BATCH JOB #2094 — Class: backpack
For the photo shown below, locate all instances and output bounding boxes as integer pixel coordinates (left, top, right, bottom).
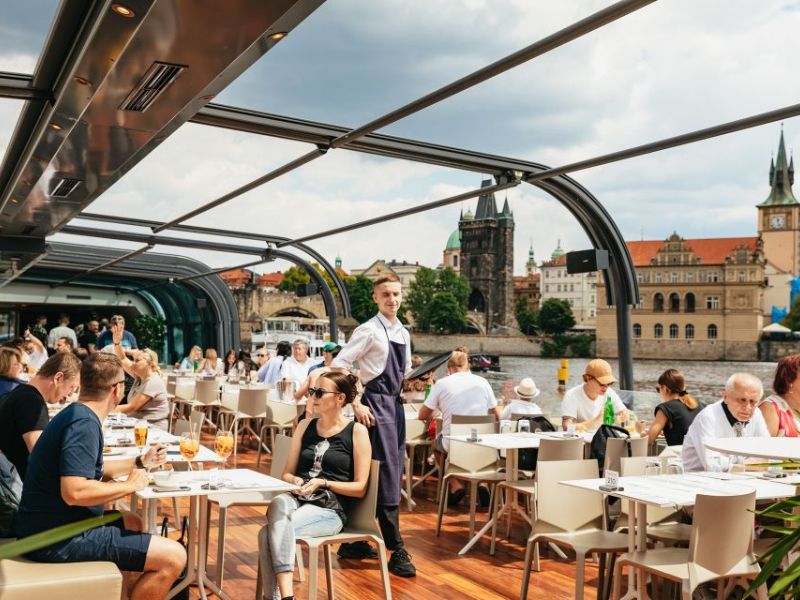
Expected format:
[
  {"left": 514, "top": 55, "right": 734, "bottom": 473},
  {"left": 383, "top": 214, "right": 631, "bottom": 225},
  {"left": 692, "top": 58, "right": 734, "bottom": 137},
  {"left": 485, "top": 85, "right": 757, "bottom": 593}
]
[
  {"left": 517, "top": 415, "right": 556, "bottom": 471},
  {"left": 0, "top": 452, "right": 22, "bottom": 537},
  {"left": 589, "top": 424, "right": 631, "bottom": 472}
]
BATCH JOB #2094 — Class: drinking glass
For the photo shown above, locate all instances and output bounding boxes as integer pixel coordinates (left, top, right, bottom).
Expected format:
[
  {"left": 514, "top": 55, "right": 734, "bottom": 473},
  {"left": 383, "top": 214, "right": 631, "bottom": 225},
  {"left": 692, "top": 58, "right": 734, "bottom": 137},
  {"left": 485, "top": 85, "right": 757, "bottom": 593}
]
[
  {"left": 179, "top": 432, "right": 199, "bottom": 470},
  {"left": 518, "top": 420, "right": 531, "bottom": 434},
  {"left": 134, "top": 420, "right": 149, "bottom": 450},
  {"left": 644, "top": 458, "right": 662, "bottom": 477},
  {"left": 666, "top": 459, "right": 683, "bottom": 475},
  {"left": 499, "top": 419, "right": 513, "bottom": 434},
  {"left": 205, "top": 431, "right": 234, "bottom": 489}
]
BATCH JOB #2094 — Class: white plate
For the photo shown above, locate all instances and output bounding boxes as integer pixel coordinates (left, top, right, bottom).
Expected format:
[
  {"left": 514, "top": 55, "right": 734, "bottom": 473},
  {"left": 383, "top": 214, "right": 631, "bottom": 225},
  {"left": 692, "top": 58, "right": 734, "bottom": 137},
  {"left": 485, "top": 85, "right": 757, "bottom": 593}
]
[{"left": 103, "top": 448, "right": 125, "bottom": 457}]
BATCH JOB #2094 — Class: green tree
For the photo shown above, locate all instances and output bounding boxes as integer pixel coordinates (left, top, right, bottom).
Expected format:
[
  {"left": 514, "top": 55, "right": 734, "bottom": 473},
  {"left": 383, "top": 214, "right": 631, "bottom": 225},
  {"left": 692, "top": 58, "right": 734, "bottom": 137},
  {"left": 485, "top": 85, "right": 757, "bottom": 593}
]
[
  {"left": 438, "top": 267, "right": 469, "bottom": 306},
  {"left": 345, "top": 275, "right": 377, "bottom": 323},
  {"left": 405, "top": 267, "right": 438, "bottom": 331},
  {"left": 133, "top": 314, "right": 166, "bottom": 353},
  {"left": 538, "top": 298, "right": 576, "bottom": 335},
  {"left": 782, "top": 296, "right": 800, "bottom": 331},
  {"left": 428, "top": 292, "right": 466, "bottom": 334},
  {"left": 278, "top": 265, "right": 311, "bottom": 292},
  {"left": 515, "top": 296, "right": 538, "bottom": 335}
]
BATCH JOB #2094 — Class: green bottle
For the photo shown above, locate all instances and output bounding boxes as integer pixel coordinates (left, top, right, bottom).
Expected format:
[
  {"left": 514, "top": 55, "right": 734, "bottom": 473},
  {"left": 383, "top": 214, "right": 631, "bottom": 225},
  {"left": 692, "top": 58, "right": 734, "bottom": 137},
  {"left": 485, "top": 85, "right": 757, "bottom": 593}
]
[
  {"left": 424, "top": 383, "right": 432, "bottom": 400},
  {"left": 603, "top": 395, "right": 615, "bottom": 425}
]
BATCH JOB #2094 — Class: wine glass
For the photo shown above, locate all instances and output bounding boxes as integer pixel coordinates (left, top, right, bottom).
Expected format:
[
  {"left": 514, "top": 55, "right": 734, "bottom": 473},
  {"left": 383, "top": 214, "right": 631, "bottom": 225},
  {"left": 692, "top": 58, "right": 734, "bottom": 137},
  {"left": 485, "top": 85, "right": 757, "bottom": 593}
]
[
  {"left": 179, "top": 432, "right": 199, "bottom": 471},
  {"left": 209, "top": 430, "right": 234, "bottom": 489}
]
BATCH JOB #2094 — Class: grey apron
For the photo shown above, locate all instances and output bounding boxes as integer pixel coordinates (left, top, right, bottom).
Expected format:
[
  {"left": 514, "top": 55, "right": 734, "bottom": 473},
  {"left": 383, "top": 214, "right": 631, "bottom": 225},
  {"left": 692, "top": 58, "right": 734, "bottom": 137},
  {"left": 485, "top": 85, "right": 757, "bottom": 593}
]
[{"left": 363, "top": 321, "right": 406, "bottom": 507}]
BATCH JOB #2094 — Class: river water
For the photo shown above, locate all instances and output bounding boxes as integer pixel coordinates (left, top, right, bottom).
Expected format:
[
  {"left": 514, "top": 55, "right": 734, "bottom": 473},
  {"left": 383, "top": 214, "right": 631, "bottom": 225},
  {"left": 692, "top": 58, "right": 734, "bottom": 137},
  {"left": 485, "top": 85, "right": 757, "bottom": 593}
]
[{"left": 422, "top": 356, "right": 778, "bottom": 422}]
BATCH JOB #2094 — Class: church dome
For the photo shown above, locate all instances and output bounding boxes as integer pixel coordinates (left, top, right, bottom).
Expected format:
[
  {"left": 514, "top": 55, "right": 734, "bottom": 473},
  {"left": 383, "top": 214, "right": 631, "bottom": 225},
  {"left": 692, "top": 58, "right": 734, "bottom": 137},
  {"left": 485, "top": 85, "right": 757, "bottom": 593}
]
[
  {"left": 446, "top": 229, "right": 461, "bottom": 250},
  {"left": 462, "top": 209, "right": 474, "bottom": 220},
  {"left": 551, "top": 241, "right": 565, "bottom": 259}
]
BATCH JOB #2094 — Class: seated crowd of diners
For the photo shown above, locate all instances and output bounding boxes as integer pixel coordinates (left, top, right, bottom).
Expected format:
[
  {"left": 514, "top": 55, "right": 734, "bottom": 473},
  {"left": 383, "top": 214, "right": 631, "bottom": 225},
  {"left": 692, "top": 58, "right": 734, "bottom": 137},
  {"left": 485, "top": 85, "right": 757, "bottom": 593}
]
[{"left": 2, "top": 324, "right": 799, "bottom": 598}]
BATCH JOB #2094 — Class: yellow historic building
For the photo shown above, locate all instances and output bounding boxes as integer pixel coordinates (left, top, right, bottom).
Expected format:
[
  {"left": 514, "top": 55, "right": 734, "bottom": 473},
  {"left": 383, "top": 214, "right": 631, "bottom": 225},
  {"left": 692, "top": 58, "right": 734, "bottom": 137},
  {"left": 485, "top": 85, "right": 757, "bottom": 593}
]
[{"left": 597, "top": 131, "right": 797, "bottom": 360}]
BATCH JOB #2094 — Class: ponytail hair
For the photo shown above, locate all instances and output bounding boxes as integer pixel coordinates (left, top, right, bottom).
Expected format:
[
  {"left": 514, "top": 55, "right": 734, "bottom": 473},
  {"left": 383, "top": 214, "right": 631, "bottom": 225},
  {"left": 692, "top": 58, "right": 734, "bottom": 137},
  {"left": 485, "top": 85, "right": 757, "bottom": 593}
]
[
  {"left": 657, "top": 368, "right": 697, "bottom": 409},
  {"left": 318, "top": 371, "right": 360, "bottom": 404}
]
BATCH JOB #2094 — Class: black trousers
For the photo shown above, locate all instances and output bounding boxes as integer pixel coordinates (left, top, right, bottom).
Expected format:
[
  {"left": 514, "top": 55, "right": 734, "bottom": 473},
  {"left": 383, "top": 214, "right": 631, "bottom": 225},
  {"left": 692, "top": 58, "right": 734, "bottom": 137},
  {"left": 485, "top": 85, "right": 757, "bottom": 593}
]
[{"left": 376, "top": 505, "right": 403, "bottom": 551}]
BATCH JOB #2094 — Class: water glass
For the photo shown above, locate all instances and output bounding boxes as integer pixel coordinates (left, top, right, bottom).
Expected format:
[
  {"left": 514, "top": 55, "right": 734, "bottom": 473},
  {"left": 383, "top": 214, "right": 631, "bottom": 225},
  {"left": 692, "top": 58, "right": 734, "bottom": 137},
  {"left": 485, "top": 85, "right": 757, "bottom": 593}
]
[
  {"left": 518, "top": 420, "right": 531, "bottom": 434},
  {"left": 644, "top": 458, "right": 662, "bottom": 477},
  {"left": 566, "top": 422, "right": 576, "bottom": 436},
  {"left": 666, "top": 459, "right": 683, "bottom": 475},
  {"left": 499, "top": 419, "right": 513, "bottom": 434}
]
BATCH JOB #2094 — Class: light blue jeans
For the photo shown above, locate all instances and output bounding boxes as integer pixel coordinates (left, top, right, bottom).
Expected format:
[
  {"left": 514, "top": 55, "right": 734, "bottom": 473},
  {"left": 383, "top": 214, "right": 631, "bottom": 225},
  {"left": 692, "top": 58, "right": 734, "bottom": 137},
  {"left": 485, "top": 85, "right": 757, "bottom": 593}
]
[{"left": 258, "top": 493, "right": 343, "bottom": 600}]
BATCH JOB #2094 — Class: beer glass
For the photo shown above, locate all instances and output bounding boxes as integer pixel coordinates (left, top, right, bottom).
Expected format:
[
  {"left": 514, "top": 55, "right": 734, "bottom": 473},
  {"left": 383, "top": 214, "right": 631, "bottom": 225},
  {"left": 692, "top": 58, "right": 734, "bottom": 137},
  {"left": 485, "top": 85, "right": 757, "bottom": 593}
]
[{"left": 134, "top": 420, "right": 149, "bottom": 449}]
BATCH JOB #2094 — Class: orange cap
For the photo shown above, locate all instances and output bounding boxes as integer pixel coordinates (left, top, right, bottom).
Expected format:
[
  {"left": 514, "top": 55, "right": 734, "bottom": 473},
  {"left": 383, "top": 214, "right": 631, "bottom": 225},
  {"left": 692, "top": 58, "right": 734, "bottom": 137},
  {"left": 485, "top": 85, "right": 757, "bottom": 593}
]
[{"left": 584, "top": 359, "right": 617, "bottom": 385}]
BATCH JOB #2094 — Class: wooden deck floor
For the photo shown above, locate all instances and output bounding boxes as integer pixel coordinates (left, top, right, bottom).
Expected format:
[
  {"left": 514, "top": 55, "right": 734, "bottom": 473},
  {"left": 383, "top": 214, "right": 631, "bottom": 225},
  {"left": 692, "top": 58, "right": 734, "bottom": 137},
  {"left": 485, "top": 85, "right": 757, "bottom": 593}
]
[{"left": 175, "top": 439, "right": 597, "bottom": 600}]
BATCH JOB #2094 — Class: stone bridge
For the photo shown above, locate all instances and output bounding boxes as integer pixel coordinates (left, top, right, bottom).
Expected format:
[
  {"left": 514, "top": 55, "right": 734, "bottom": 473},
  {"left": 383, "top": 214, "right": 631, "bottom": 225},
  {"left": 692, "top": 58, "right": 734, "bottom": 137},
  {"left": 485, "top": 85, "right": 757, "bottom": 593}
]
[{"left": 231, "top": 288, "right": 327, "bottom": 344}]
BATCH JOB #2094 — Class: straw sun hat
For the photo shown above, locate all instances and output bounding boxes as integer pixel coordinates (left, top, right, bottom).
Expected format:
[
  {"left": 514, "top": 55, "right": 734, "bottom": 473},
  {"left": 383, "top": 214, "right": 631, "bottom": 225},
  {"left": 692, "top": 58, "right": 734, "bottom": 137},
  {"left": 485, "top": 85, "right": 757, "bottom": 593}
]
[{"left": 514, "top": 377, "right": 540, "bottom": 399}]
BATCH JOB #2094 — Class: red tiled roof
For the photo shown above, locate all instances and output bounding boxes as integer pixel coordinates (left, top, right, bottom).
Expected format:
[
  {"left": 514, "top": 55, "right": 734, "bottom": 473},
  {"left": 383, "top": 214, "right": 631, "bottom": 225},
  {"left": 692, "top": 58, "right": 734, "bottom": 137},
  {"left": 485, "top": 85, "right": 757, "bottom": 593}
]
[
  {"left": 257, "top": 272, "right": 283, "bottom": 287},
  {"left": 540, "top": 255, "right": 566, "bottom": 267},
  {"left": 626, "top": 236, "right": 758, "bottom": 267}
]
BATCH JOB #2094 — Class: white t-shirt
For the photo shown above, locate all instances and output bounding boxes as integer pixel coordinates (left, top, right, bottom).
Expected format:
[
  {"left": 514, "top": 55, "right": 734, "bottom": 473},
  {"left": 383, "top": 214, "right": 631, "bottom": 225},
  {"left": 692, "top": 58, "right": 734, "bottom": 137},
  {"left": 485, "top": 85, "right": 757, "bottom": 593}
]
[
  {"left": 561, "top": 384, "right": 626, "bottom": 422},
  {"left": 423, "top": 371, "right": 497, "bottom": 451},
  {"left": 280, "top": 356, "right": 311, "bottom": 386},
  {"left": 500, "top": 399, "right": 542, "bottom": 420},
  {"left": 681, "top": 400, "right": 770, "bottom": 472},
  {"left": 27, "top": 349, "right": 48, "bottom": 370}
]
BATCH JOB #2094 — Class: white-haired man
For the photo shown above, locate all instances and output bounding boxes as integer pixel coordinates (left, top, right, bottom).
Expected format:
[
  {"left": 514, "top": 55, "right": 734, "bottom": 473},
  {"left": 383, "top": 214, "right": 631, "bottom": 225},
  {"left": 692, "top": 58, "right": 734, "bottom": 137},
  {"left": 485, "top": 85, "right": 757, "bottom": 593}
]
[
  {"left": 279, "top": 339, "right": 311, "bottom": 398},
  {"left": 682, "top": 372, "right": 770, "bottom": 472}
]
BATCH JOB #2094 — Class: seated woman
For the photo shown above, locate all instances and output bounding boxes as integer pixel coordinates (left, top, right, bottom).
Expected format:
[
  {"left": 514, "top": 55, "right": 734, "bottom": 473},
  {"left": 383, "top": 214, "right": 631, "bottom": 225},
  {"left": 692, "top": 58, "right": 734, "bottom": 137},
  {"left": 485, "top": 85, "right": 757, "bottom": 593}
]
[
  {"left": 223, "top": 348, "right": 238, "bottom": 378},
  {"left": 179, "top": 345, "right": 203, "bottom": 372},
  {"left": 258, "top": 371, "right": 371, "bottom": 600},
  {"left": 199, "top": 348, "right": 224, "bottom": 376},
  {"left": 111, "top": 327, "right": 169, "bottom": 429},
  {"left": 759, "top": 354, "right": 800, "bottom": 437},
  {"left": 646, "top": 368, "right": 701, "bottom": 447}
]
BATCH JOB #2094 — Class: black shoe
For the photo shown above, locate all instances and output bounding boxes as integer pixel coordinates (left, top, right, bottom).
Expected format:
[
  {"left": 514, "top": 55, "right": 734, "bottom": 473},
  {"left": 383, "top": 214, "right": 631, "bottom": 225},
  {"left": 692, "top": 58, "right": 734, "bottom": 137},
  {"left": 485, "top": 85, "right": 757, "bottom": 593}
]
[
  {"left": 337, "top": 541, "right": 378, "bottom": 559},
  {"left": 478, "top": 486, "right": 490, "bottom": 508},
  {"left": 388, "top": 548, "right": 416, "bottom": 577},
  {"left": 447, "top": 488, "right": 466, "bottom": 507}
]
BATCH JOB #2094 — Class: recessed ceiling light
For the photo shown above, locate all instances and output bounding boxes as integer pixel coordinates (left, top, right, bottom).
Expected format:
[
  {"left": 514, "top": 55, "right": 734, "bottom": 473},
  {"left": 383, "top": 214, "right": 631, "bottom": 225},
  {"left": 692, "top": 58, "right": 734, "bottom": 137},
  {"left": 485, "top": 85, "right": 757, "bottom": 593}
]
[
  {"left": 268, "top": 32, "right": 288, "bottom": 41},
  {"left": 73, "top": 76, "right": 91, "bottom": 86},
  {"left": 111, "top": 4, "right": 135, "bottom": 17},
  {"left": 49, "top": 123, "right": 62, "bottom": 131}
]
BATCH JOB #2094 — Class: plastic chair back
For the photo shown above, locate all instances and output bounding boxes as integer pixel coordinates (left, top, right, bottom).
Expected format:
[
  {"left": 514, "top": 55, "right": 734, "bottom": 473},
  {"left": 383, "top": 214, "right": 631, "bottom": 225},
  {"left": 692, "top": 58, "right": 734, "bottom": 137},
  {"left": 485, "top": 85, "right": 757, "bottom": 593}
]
[
  {"left": 266, "top": 400, "right": 297, "bottom": 427},
  {"left": 271, "top": 434, "right": 293, "bottom": 479},
  {"left": 604, "top": 436, "right": 647, "bottom": 474},
  {"left": 194, "top": 379, "right": 220, "bottom": 405},
  {"left": 690, "top": 491, "right": 756, "bottom": 574},
  {"left": 174, "top": 379, "right": 195, "bottom": 401},
  {"left": 405, "top": 419, "right": 428, "bottom": 441},
  {"left": 451, "top": 414, "right": 496, "bottom": 426},
  {"left": 345, "top": 460, "right": 381, "bottom": 535},
  {"left": 238, "top": 388, "right": 268, "bottom": 418},
  {"left": 166, "top": 377, "right": 177, "bottom": 396},
  {"left": 220, "top": 391, "right": 239, "bottom": 413},
  {"left": 619, "top": 456, "right": 675, "bottom": 523},
  {"left": 538, "top": 437, "right": 585, "bottom": 461},
  {"left": 174, "top": 410, "right": 204, "bottom": 437},
  {"left": 536, "top": 459, "right": 602, "bottom": 532},
  {"left": 448, "top": 422, "right": 499, "bottom": 472}
]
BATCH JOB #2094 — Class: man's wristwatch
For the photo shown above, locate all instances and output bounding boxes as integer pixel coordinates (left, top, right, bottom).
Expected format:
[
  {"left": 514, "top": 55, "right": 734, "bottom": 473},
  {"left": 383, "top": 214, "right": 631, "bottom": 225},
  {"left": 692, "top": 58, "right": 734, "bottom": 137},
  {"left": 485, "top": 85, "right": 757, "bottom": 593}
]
[{"left": 135, "top": 456, "right": 145, "bottom": 469}]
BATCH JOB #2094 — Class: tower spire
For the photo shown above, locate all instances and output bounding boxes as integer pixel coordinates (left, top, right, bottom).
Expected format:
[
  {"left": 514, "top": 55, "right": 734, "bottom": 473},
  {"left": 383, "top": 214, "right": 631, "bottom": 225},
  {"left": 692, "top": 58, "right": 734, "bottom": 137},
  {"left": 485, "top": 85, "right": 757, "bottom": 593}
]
[{"left": 759, "top": 129, "right": 798, "bottom": 207}]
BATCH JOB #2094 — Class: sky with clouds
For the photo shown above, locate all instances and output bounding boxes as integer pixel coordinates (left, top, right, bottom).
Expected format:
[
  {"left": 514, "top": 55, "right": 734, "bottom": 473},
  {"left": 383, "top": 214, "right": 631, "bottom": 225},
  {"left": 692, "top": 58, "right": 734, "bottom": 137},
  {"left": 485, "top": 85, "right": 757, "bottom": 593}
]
[{"left": 2, "top": 0, "right": 800, "bottom": 276}]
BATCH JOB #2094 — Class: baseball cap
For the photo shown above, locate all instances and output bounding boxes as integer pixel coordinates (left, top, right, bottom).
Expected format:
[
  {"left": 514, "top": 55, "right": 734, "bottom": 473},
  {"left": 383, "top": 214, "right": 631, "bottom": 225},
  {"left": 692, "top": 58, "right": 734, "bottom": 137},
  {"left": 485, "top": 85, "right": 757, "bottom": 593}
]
[
  {"left": 323, "top": 342, "right": 341, "bottom": 353},
  {"left": 584, "top": 359, "right": 617, "bottom": 386}
]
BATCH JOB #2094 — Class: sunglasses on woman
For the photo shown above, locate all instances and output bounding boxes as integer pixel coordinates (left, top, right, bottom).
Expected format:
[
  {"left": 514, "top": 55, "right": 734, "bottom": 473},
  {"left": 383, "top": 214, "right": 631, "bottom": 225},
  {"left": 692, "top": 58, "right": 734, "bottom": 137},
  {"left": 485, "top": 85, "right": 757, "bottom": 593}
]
[{"left": 307, "top": 387, "right": 340, "bottom": 399}]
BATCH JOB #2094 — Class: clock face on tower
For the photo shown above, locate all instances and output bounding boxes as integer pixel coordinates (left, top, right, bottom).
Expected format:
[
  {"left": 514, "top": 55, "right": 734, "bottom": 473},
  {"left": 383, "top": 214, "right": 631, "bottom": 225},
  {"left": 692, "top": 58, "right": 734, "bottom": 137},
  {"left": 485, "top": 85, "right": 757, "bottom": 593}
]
[{"left": 771, "top": 214, "right": 786, "bottom": 230}]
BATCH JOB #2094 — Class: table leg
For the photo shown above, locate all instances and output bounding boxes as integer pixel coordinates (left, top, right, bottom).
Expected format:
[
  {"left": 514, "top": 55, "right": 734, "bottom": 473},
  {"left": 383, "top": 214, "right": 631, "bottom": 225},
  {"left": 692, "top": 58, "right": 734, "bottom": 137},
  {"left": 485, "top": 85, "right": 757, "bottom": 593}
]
[{"left": 618, "top": 499, "right": 639, "bottom": 600}]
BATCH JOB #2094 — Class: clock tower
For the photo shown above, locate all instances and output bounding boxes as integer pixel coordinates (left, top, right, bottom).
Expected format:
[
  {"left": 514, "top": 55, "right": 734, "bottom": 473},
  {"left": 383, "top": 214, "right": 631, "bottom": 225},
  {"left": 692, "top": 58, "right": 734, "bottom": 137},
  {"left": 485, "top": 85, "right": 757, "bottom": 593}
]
[{"left": 758, "top": 129, "right": 800, "bottom": 275}]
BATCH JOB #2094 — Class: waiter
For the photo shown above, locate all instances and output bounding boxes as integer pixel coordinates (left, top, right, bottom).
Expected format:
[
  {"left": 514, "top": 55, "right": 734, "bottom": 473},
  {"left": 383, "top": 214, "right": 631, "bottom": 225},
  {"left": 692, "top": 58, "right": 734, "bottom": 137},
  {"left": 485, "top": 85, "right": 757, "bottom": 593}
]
[{"left": 332, "top": 273, "right": 416, "bottom": 578}]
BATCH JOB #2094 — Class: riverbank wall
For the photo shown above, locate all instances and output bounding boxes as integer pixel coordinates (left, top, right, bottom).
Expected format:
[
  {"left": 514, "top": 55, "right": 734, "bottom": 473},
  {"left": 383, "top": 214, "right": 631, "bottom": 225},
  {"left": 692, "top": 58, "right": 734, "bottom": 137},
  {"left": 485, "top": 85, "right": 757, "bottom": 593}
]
[
  {"left": 758, "top": 340, "right": 800, "bottom": 362},
  {"left": 412, "top": 334, "right": 542, "bottom": 356}
]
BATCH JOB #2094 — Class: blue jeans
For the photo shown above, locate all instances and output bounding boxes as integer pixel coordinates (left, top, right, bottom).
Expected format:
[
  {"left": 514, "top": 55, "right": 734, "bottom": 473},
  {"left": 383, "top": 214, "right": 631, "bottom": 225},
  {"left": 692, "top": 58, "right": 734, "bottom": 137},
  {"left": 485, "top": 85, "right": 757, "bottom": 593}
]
[{"left": 258, "top": 493, "right": 343, "bottom": 600}]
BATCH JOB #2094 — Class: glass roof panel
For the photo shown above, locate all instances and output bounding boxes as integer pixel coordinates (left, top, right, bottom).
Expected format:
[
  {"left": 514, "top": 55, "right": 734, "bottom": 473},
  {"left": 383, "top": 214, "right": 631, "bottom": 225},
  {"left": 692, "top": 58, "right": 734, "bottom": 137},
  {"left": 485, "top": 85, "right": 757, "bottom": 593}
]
[
  {"left": 0, "top": 1, "right": 60, "bottom": 74},
  {"left": 0, "top": 98, "right": 24, "bottom": 166}
]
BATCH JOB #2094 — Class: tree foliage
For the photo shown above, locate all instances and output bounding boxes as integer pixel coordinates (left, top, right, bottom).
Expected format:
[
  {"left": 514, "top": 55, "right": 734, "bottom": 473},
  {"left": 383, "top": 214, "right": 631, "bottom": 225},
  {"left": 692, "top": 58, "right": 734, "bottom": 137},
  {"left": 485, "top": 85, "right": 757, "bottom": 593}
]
[
  {"left": 278, "top": 265, "right": 311, "bottom": 292},
  {"left": 345, "top": 275, "right": 377, "bottom": 324},
  {"left": 515, "top": 296, "right": 539, "bottom": 335},
  {"left": 133, "top": 314, "right": 166, "bottom": 354},
  {"left": 405, "top": 267, "right": 470, "bottom": 333},
  {"left": 782, "top": 295, "right": 800, "bottom": 331},
  {"left": 538, "top": 298, "right": 576, "bottom": 336}
]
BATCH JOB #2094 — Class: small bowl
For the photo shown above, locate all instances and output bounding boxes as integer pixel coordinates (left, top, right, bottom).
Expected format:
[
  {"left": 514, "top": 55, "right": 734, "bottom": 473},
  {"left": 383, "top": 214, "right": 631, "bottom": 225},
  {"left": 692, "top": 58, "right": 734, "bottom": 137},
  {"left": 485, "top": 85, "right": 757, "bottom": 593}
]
[{"left": 153, "top": 470, "right": 175, "bottom": 487}]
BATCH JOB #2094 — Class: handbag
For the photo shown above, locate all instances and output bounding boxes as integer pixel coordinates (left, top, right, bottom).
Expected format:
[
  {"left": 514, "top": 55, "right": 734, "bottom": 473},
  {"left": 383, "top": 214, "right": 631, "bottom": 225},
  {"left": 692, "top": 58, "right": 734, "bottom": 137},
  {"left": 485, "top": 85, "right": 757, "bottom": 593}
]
[
  {"left": 297, "top": 487, "right": 347, "bottom": 524},
  {"left": 161, "top": 516, "right": 189, "bottom": 600}
]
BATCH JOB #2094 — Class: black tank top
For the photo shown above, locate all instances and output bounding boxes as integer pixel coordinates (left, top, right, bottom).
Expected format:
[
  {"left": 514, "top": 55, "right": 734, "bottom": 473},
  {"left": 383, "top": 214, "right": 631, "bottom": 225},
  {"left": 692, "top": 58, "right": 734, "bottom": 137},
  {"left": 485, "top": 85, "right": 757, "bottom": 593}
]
[
  {"left": 298, "top": 418, "right": 356, "bottom": 511},
  {"left": 655, "top": 399, "right": 701, "bottom": 446}
]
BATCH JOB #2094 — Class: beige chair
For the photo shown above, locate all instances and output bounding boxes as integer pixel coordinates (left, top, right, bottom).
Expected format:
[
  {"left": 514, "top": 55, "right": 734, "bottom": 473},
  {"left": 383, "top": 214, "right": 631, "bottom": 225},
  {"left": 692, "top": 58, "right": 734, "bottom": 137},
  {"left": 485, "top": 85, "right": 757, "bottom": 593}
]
[
  {"left": 209, "top": 434, "right": 302, "bottom": 589},
  {"left": 233, "top": 388, "right": 269, "bottom": 458},
  {"left": 490, "top": 437, "right": 585, "bottom": 555},
  {"left": 403, "top": 417, "right": 431, "bottom": 511},
  {"left": 172, "top": 378, "right": 196, "bottom": 419},
  {"left": 257, "top": 460, "right": 391, "bottom": 600},
  {"left": 611, "top": 491, "right": 767, "bottom": 600},
  {"left": 173, "top": 410, "right": 205, "bottom": 438},
  {"left": 215, "top": 389, "right": 239, "bottom": 433},
  {"left": 615, "top": 456, "right": 690, "bottom": 546},
  {"left": 604, "top": 436, "right": 648, "bottom": 474},
  {"left": 520, "top": 459, "right": 629, "bottom": 599},
  {"left": 436, "top": 421, "right": 504, "bottom": 541},
  {"left": 256, "top": 400, "right": 298, "bottom": 467},
  {"left": 192, "top": 379, "right": 221, "bottom": 429},
  {"left": 451, "top": 414, "right": 497, "bottom": 426}
]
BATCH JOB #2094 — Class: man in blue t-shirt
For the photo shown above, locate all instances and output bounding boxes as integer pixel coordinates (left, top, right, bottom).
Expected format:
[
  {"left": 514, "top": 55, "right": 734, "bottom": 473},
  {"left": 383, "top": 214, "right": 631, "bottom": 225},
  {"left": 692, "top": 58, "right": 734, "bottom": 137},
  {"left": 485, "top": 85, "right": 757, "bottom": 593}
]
[
  {"left": 96, "top": 314, "right": 138, "bottom": 352},
  {"left": 17, "top": 353, "right": 185, "bottom": 596}
]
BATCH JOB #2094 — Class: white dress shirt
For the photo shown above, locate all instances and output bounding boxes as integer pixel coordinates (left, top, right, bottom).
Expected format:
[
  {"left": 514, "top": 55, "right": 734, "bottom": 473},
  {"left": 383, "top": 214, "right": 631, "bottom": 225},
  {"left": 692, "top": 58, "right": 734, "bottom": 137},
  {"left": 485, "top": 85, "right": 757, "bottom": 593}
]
[
  {"left": 47, "top": 325, "right": 77, "bottom": 349},
  {"left": 423, "top": 371, "right": 497, "bottom": 451},
  {"left": 332, "top": 313, "right": 412, "bottom": 384},
  {"left": 279, "top": 356, "right": 311, "bottom": 386},
  {"left": 682, "top": 400, "right": 770, "bottom": 472}
]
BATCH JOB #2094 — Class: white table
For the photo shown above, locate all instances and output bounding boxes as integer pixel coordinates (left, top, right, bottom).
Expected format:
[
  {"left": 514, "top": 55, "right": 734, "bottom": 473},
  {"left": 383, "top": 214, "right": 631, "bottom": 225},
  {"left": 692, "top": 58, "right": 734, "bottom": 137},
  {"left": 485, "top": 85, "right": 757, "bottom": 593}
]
[
  {"left": 136, "top": 469, "right": 296, "bottom": 600},
  {"left": 562, "top": 473, "right": 797, "bottom": 599},
  {"left": 704, "top": 437, "right": 800, "bottom": 462}
]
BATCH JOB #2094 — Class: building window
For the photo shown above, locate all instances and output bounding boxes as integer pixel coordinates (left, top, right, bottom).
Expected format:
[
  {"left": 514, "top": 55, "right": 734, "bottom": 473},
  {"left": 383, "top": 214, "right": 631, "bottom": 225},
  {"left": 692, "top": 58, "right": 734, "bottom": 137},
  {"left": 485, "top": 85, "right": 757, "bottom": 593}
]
[
  {"left": 570, "top": 284, "right": 574, "bottom": 292},
  {"left": 633, "top": 323, "right": 642, "bottom": 338},
  {"left": 685, "top": 292, "right": 695, "bottom": 313},
  {"left": 685, "top": 324, "right": 694, "bottom": 339},
  {"left": 708, "top": 271, "right": 720, "bottom": 282},
  {"left": 653, "top": 293, "right": 664, "bottom": 312},
  {"left": 453, "top": 255, "right": 458, "bottom": 268},
  {"left": 655, "top": 272, "right": 662, "bottom": 283},
  {"left": 706, "top": 296, "right": 720, "bottom": 310},
  {"left": 708, "top": 324, "right": 718, "bottom": 339},
  {"left": 669, "top": 324, "right": 679, "bottom": 339},
  {"left": 738, "top": 270, "right": 746, "bottom": 282},
  {"left": 669, "top": 293, "right": 680, "bottom": 312},
  {"left": 654, "top": 323, "right": 663, "bottom": 339},
  {"left": 670, "top": 272, "right": 678, "bottom": 283},
  {"left": 686, "top": 271, "right": 694, "bottom": 283}
]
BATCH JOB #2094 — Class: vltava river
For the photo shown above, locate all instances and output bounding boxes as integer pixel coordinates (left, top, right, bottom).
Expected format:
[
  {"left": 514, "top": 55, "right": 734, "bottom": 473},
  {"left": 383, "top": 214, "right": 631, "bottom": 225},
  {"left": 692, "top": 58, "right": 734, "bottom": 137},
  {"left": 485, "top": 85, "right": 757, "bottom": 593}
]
[{"left": 423, "top": 356, "right": 778, "bottom": 423}]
